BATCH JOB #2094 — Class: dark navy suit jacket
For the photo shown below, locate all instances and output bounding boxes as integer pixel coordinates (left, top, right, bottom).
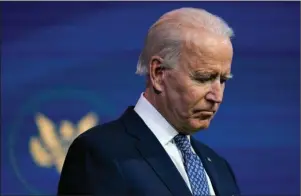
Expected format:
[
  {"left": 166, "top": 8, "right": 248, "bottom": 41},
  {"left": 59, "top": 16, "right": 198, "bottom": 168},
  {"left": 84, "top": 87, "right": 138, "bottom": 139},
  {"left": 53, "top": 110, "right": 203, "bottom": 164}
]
[{"left": 57, "top": 106, "right": 240, "bottom": 196}]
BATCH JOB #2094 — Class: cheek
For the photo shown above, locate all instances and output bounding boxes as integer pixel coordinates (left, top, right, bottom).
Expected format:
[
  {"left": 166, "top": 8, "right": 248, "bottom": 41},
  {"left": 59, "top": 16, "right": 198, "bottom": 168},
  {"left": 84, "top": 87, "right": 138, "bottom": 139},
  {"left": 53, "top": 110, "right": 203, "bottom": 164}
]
[
  {"left": 185, "top": 85, "right": 209, "bottom": 105},
  {"left": 164, "top": 74, "right": 208, "bottom": 110},
  {"left": 163, "top": 76, "right": 184, "bottom": 107},
  {"left": 164, "top": 74, "right": 187, "bottom": 96}
]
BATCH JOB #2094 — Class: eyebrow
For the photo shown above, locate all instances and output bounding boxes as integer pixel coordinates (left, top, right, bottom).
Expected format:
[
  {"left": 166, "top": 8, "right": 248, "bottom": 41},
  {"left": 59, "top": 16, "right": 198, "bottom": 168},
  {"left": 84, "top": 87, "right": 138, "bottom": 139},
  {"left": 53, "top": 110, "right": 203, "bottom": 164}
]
[{"left": 191, "top": 70, "right": 234, "bottom": 79}]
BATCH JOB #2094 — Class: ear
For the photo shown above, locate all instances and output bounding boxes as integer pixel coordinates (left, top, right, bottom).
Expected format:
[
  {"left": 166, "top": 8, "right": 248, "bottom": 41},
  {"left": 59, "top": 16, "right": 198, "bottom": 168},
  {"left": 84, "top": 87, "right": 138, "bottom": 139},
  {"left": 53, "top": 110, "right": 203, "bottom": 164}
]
[{"left": 149, "top": 56, "right": 166, "bottom": 93}]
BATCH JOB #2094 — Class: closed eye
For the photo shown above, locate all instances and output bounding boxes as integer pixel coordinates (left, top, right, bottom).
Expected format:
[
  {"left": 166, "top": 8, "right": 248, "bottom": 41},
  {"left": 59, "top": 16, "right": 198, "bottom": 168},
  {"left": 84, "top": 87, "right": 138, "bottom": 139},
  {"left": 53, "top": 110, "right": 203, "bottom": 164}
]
[
  {"left": 191, "top": 71, "right": 233, "bottom": 84},
  {"left": 195, "top": 75, "right": 217, "bottom": 83}
]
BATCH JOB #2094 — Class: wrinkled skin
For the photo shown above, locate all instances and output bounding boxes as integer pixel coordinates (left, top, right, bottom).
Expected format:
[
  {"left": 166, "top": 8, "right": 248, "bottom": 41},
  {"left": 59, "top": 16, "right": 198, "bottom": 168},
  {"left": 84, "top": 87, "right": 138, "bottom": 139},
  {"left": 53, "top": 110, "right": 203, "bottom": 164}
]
[{"left": 145, "top": 30, "right": 233, "bottom": 134}]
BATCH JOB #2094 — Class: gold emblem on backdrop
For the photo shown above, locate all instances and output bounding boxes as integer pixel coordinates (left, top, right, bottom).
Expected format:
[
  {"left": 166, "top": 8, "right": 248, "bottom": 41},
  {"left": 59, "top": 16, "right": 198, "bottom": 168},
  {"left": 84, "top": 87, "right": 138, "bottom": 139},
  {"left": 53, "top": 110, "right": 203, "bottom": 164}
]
[{"left": 29, "top": 112, "right": 98, "bottom": 173}]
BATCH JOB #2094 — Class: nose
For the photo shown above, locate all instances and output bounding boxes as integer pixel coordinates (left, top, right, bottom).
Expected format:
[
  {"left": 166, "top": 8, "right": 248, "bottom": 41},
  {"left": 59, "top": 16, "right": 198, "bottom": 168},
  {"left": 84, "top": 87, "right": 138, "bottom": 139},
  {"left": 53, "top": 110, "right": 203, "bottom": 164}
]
[{"left": 205, "top": 80, "right": 224, "bottom": 104}]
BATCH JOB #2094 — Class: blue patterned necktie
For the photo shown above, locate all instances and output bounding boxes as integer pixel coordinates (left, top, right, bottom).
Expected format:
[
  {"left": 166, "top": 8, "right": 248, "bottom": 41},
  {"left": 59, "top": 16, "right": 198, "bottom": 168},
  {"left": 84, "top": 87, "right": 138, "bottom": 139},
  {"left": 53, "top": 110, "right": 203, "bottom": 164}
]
[{"left": 174, "top": 134, "right": 210, "bottom": 196}]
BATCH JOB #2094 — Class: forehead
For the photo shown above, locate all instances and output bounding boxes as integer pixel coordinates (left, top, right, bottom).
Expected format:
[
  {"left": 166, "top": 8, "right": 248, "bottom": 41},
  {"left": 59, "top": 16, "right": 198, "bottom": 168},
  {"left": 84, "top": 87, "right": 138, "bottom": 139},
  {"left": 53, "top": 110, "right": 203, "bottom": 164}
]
[{"left": 180, "top": 32, "right": 233, "bottom": 73}]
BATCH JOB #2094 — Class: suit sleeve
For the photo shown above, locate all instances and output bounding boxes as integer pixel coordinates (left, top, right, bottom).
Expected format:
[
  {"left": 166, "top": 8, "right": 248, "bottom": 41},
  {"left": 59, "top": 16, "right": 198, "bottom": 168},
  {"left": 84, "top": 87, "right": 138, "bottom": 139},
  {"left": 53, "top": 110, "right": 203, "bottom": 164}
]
[{"left": 57, "top": 135, "right": 130, "bottom": 195}]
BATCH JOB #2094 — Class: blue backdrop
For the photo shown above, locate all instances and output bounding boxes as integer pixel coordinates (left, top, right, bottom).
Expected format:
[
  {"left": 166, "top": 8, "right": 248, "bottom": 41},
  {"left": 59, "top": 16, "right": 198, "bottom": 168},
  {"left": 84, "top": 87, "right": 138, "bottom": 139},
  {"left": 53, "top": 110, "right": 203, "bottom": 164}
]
[{"left": 1, "top": 2, "right": 300, "bottom": 195}]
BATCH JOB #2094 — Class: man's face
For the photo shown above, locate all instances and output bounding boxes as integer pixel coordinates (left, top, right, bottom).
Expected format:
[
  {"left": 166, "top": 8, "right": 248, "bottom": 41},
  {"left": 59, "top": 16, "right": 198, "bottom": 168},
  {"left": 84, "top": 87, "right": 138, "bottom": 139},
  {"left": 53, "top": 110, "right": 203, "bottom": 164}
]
[{"left": 159, "top": 32, "right": 233, "bottom": 134}]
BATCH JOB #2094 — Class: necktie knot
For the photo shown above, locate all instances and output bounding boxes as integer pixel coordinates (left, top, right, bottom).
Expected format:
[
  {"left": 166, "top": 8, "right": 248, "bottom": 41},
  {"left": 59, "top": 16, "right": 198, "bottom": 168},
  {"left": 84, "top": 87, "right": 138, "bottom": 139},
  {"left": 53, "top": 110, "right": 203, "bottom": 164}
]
[{"left": 174, "top": 134, "right": 192, "bottom": 153}]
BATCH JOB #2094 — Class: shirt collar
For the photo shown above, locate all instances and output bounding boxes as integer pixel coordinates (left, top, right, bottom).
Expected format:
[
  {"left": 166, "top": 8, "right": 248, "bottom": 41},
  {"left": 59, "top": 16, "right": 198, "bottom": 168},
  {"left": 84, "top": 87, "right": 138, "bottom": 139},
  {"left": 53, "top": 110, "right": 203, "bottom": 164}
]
[{"left": 134, "top": 93, "right": 179, "bottom": 146}]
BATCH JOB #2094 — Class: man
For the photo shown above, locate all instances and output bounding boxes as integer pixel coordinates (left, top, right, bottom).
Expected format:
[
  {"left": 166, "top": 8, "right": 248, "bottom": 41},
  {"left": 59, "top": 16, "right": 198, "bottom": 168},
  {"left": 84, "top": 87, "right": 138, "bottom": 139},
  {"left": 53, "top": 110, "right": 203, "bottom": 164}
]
[{"left": 58, "top": 7, "right": 240, "bottom": 196}]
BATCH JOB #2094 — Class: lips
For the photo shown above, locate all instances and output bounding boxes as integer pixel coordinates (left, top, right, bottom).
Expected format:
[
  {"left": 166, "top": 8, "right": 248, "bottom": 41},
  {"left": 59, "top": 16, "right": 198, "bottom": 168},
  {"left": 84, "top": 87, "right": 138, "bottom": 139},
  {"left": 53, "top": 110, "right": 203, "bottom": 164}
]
[
  {"left": 192, "top": 110, "right": 215, "bottom": 119},
  {"left": 199, "top": 111, "right": 214, "bottom": 115},
  {"left": 193, "top": 109, "right": 216, "bottom": 114}
]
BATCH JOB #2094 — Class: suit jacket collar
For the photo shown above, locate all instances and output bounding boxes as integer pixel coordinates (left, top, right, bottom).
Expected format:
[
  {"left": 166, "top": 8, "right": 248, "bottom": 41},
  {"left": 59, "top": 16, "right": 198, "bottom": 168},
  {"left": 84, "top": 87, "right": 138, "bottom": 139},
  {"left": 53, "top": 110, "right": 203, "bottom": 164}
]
[
  {"left": 119, "top": 106, "right": 225, "bottom": 196},
  {"left": 120, "top": 106, "right": 192, "bottom": 196}
]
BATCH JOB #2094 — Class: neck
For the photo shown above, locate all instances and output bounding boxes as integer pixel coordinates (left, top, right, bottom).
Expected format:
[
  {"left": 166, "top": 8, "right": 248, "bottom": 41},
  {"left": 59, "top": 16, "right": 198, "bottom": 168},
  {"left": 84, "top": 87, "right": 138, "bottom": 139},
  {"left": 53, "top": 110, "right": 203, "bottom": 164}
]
[
  {"left": 144, "top": 86, "right": 169, "bottom": 119},
  {"left": 144, "top": 86, "right": 158, "bottom": 109},
  {"left": 144, "top": 86, "right": 170, "bottom": 126},
  {"left": 144, "top": 87, "right": 186, "bottom": 135}
]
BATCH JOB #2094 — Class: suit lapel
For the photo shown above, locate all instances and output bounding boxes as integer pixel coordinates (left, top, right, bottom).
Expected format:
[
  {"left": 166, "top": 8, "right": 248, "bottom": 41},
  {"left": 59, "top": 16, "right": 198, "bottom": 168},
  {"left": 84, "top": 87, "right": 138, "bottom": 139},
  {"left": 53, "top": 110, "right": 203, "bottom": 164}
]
[
  {"left": 191, "top": 137, "right": 222, "bottom": 196},
  {"left": 120, "top": 107, "right": 192, "bottom": 196}
]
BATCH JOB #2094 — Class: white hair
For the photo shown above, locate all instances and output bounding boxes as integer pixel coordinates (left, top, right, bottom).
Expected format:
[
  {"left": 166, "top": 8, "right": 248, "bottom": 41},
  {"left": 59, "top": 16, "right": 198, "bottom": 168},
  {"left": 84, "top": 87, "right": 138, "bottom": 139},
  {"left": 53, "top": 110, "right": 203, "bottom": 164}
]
[{"left": 136, "top": 7, "right": 234, "bottom": 76}]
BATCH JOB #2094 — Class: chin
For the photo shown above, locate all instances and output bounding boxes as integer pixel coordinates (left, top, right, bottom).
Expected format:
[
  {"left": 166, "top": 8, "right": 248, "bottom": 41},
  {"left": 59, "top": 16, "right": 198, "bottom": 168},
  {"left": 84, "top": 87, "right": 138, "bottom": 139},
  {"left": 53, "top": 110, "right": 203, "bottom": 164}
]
[
  {"left": 182, "top": 119, "right": 211, "bottom": 134},
  {"left": 177, "top": 119, "right": 210, "bottom": 134}
]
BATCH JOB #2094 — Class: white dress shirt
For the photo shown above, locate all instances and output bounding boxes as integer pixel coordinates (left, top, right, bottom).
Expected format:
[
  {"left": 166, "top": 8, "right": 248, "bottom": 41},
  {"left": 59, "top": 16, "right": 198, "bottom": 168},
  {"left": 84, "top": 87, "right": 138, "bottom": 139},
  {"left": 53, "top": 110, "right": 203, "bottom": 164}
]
[{"left": 134, "top": 93, "right": 215, "bottom": 195}]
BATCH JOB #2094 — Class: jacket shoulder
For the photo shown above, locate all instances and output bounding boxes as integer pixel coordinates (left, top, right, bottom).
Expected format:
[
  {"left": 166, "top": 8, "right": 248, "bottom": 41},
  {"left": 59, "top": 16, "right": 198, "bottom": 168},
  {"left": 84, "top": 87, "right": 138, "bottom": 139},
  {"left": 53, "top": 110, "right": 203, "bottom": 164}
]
[
  {"left": 69, "top": 118, "right": 134, "bottom": 156},
  {"left": 78, "top": 119, "right": 123, "bottom": 140}
]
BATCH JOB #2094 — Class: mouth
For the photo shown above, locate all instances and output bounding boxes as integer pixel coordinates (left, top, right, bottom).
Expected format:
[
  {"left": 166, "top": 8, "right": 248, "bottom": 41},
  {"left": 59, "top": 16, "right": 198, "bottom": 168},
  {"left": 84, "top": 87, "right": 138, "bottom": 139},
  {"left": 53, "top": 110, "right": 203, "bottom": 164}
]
[
  {"left": 193, "top": 109, "right": 216, "bottom": 114},
  {"left": 192, "top": 109, "right": 215, "bottom": 119}
]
